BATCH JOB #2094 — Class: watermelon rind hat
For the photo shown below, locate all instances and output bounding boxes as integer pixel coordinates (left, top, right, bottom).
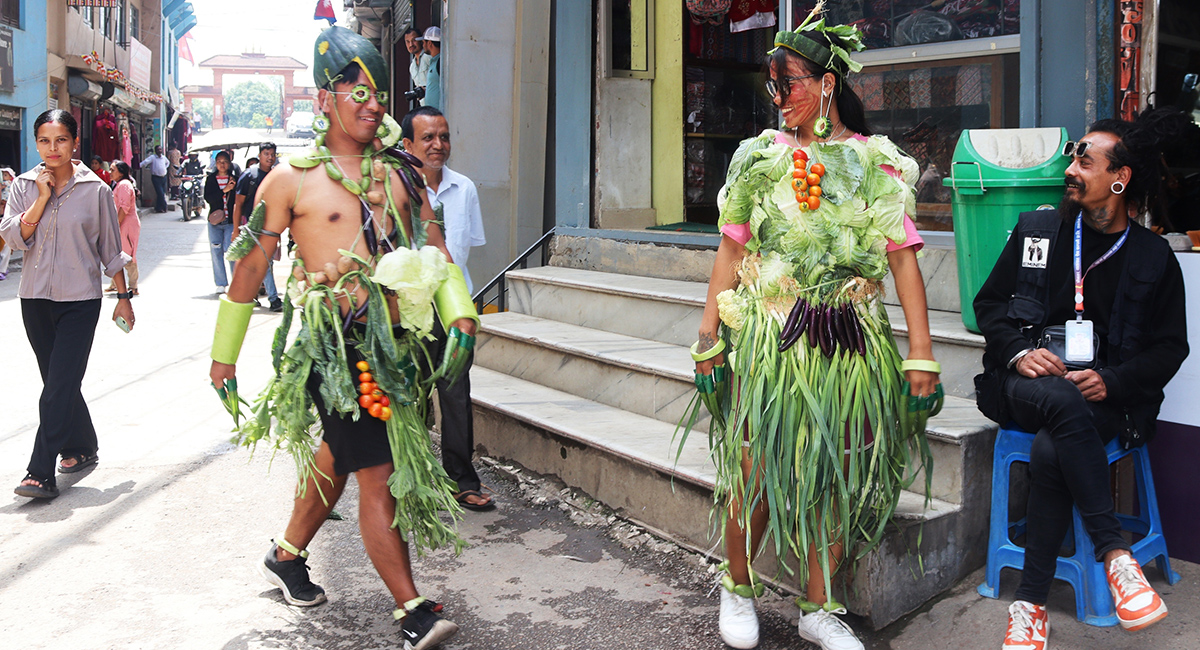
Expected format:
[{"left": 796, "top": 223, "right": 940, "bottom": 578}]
[
  {"left": 770, "top": 1, "right": 865, "bottom": 77},
  {"left": 314, "top": 26, "right": 390, "bottom": 92}
]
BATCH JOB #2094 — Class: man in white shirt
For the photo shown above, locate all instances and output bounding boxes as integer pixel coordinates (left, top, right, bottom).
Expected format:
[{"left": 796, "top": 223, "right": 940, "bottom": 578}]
[
  {"left": 402, "top": 105, "right": 492, "bottom": 510},
  {"left": 139, "top": 145, "right": 171, "bottom": 213},
  {"left": 404, "top": 27, "right": 430, "bottom": 106}
]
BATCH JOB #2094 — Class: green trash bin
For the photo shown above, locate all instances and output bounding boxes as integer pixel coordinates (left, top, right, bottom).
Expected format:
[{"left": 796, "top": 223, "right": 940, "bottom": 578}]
[{"left": 943, "top": 127, "right": 1071, "bottom": 332}]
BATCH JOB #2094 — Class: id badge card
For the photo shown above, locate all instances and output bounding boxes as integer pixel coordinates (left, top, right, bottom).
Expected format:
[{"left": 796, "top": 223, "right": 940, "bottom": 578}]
[{"left": 1064, "top": 319, "right": 1094, "bottom": 364}]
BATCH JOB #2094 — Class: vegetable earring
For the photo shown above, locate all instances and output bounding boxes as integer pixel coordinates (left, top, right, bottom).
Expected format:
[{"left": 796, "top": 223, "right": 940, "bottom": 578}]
[
  {"left": 312, "top": 114, "right": 330, "bottom": 147},
  {"left": 814, "top": 89, "right": 833, "bottom": 139}
]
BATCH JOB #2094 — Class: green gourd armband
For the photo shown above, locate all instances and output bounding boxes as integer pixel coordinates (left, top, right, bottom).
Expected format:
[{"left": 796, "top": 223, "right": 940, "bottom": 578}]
[
  {"left": 211, "top": 295, "right": 255, "bottom": 365},
  {"left": 434, "top": 264, "right": 480, "bottom": 330},
  {"left": 900, "top": 359, "right": 941, "bottom": 374},
  {"left": 690, "top": 338, "right": 726, "bottom": 362}
]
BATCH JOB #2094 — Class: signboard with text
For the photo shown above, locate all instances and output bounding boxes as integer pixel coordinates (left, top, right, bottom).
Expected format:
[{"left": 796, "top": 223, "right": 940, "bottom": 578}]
[
  {"left": 0, "top": 105, "right": 21, "bottom": 131},
  {"left": 129, "top": 39, "right": 152, "bottom": 90}
]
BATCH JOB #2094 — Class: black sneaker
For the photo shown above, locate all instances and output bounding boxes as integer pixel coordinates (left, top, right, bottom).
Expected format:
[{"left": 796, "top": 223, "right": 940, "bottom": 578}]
[
  {"left": 269, "top": 298, "right": 283, "bottom": 312},
  {"left": 259, "top": 544, "right": 327, "bottom": 607},
  {"left": 399, "top": 599, "right": 459, "bottom": 650}
]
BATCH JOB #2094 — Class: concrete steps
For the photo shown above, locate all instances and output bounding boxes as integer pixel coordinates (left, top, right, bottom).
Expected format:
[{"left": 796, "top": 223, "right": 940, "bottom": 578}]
[{"left": 471, "top": 263, "right": 997, "bottom": 629}]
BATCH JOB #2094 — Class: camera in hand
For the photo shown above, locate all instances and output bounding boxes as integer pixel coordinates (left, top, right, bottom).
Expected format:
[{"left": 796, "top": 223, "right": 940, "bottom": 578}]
[{"left": 403, "top": 87, "right": 426, "bottom": 101}]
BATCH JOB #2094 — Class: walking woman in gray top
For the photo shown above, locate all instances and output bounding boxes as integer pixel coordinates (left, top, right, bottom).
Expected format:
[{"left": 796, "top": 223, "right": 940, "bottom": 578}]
[{"left": 0, "top": 110, "right": 136, "bottom": 499}]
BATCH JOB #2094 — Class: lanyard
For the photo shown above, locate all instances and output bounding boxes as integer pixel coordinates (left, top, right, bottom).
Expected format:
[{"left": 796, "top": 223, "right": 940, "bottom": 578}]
[{"left": 1073, "top": 212, "right": 1129, "bottom": 319}]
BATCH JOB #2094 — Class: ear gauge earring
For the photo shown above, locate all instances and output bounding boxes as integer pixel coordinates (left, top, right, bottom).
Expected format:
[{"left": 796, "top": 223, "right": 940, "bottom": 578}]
[{"left": 1111, "top": 181, "right": 1126, "bottom": 195}]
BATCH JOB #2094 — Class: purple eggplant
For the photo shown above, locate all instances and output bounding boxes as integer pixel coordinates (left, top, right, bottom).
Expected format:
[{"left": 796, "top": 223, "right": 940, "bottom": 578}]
[
  {"left": 384, "top": 146, "right": 425, "bottom": 168},
  {"left": 360, "top": 199, "right": 379, "bottom": 255},
  {"left": 829, "top": 304, "right": 845, "bottom": 351},
  {"left": 808, "top": 303, "right": 822, "bottom": 350},
  {"left": 796, "top": 301, "right": 813, "bottom": 339},
  {"left": 818, "top": 306, "right": 835, "bottom": 358},
  {"left": 780, "top": 298, "right": 806, "bottom": 341},
  {"left": 848, "top": 305, "right": 867, "bottom": 355},
  {"left": 394, "top": 167, "right": 424, "bottom": 206}
]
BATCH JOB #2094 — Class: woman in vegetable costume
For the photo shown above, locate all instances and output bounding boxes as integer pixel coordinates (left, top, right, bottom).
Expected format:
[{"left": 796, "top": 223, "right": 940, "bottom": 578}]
[
  {"left": 687, "top": 9, "right": 943, "bottom": 650},
  {"left": 208, "top": 27, "right": 476, "bottom": 650}
]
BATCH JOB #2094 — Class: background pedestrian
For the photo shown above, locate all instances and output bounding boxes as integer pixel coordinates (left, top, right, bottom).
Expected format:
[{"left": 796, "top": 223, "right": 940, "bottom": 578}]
[
  {"left": 204, "top": 150, "right": 238, "bottom": 294},
  {"left": 111, "top": 161, "right": 141, "bottom": 296}
]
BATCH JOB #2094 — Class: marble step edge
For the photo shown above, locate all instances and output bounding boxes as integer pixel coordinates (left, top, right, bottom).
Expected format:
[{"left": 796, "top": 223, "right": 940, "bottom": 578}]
[
  {"left": 471, "top": 366, "right": 961, "bottom": 523},
  {"left": 480, "top": 311, "right": 695, "bottom": 383},
  {"left": 510, "top": 266, "right": 984, "bottom": 349},
  {"left": 507, "top": 266, "right": 707, "bottom": 307}
]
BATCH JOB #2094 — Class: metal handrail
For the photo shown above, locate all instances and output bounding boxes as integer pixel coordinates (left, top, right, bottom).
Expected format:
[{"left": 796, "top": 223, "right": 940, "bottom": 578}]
[{"left": 472, "top": 229, "right": 556, "bottom": 313}]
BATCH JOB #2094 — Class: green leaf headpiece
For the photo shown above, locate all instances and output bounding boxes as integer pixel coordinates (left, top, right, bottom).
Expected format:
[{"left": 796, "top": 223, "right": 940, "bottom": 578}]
[
  {"left": 771, "top": 6, "right": 865, "bottom": 77},
  {"left": 313, "top": 26, "right": 390, "bottom": 93}
]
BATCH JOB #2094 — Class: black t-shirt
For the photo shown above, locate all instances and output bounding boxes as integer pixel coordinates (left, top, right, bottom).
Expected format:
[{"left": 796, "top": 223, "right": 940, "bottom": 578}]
[
  {"left": 182, "top": 159, "right": 205, "bottom": 176},
  {"left": 1042, "top": 219, "right": 1128, "bottom": 366},
  {"left": 235, "top": 164, "right": 270, "bottom": 219}
]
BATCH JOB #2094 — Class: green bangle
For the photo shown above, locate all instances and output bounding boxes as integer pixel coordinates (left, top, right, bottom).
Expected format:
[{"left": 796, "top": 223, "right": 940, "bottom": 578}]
[
  {"left": 690, "top": 338, "right": 726, "bottom": 362},
  {"left": 434, "top": 264, "right": 481, "bottom": 330},
  {"left": 900, "top": 359, "right": 941, "bottom": 374},
  {"left": 211, "top": 295, "right": 255, "bottom": 365}
]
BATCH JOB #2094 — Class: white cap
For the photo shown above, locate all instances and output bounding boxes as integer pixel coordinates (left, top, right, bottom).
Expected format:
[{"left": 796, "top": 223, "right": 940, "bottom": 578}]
[{"left": 417, "top": 26, "right": 441, "bottom": 42}]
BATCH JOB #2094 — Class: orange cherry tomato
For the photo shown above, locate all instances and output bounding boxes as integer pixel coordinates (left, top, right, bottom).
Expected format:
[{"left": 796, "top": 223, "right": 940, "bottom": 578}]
[
  {"left": 355, "top": 361, "right": 370, "bottom": 372},
  {"left": 379, "top": 396, "right": 390, "bottom": 407},
  {"left": 371, "top": 389, "right": 384, "bottom": 399},
  {"left": 359, "top": 382, "right": 373, "bottom": 395},
  {"left": 807, "top": 196, "right": 821, "bottom": 210},
  {"left": 792, "top": 169, "right": 804, "bottom": 179},
  {"left": 810, "top": 163, "right": 825, "bottom": 176},
  {"left": 369, "top": 403, "right": 384, "bottom": 419},
  {"left": 808, "top": 185, "right": 822, "bottom": 197},
  {"left": 806, "top": 173, "right": 821, "bottom": 186},
  {"left": 379, "top": 406, "right": 392, "bottom": 421},
  {"left": 795, "top": 192, "right": 806, "bottom": 203},
  {"left": 797, "top": 182, "right": 809, "bottom": 194},
  {"left": 358, "top": 372, "right": 373, "bottom": 383},
  {"left": 359, "top": 394, "right": 375, "bottom": 408},
  {"left": 798, "top": 200, "right": 809, "bottom": 211}
]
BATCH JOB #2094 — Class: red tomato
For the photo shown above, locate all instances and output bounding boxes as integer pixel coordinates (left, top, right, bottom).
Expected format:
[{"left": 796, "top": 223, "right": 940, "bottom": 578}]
[
  {"left": 359, "top": 382, "right": 373, "bottom": 395},
  {"left": 355, "top": 361, "right": 370, "bottom": 372},
  {"left": 380, "top": 396, "right": 390, "bottom": 407},
  {"left": 369, "top": 403, "right": 384, "bottom": 418},
  {"left": 810, "top": 163, "right": 825, "bottom": 176},
  {"left": 793, "top": 150, "right": 807, "bottom": 161},
  {"left": 359, "top": 394, "right": 375, "bottom": 408},
  {"left": 792, "top": 169, "right": 804, "bottom": 179},
  {"left": 807, "top": 196, "right": 821, "bottom": 210},
  {"left": 358, "top": 372, "right": 373, "bottom": 383}
]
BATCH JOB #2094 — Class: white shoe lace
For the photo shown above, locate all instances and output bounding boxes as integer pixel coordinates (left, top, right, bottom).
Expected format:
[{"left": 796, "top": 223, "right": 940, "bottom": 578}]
[
  {"left": 726, "top": 592, "right": 755, "bottom": 618},
  {"left": 1109, "top": 557, "right": 1147, "bottom": 600},
  {"left": 1007, "top": 601, "right": 1038, "bottom": 641},
  {"left": 811, "top": 608, "right": 857, "bottom": 640}
]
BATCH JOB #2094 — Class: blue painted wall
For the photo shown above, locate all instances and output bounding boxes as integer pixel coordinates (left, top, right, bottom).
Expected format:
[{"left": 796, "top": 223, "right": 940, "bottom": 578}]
[
  {"left": 1, "top": 0, "right": 49, "bottom": 171},
  {"left": 553, "top": 0, "right": 590, "bottom": 229},
  {"left": 1020, "top": 0, "right": 1117, "bottom": 136}
]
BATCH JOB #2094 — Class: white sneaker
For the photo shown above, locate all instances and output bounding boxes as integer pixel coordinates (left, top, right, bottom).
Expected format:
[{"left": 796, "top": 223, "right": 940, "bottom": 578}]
[
  {"left": 719, "top": 587, "right": 759, "bottom": 649},
  {"left": 797, "top": 607, "right": 864, "bottom": 650}
]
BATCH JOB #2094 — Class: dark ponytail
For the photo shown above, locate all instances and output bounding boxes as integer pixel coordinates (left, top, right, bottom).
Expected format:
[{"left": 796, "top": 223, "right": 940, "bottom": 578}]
[
  {"left": 1089, "top": 108, "right": 1196, "bottom": 227},
  {"left": 766, "top": 31, "right": 872, "bottom": 137}
]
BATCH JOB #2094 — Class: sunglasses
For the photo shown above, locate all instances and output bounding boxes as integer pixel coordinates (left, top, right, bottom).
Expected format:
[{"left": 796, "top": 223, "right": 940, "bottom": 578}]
[
  {"left": 765, "top": 73, "right": 819, "bottom": 98},
  {"left": 331, "top": 84, "right": 390, "bottom": 106},
  {"left": 1062, "top": 140, "right": 1091, "bottom": 158}
]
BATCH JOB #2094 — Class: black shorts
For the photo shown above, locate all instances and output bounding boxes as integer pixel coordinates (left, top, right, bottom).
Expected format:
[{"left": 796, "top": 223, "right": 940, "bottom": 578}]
[{"left": 305, "top": 343, "right": 393, "bottom": 477}]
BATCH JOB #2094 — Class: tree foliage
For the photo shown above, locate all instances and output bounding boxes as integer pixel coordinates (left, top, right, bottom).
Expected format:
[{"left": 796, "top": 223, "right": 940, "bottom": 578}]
[
  {"left": 223, "top": 81, "right": 281, "bottom": 128},
  {"left": 192, "top": 100, "right": 213, "bottom": 130}
]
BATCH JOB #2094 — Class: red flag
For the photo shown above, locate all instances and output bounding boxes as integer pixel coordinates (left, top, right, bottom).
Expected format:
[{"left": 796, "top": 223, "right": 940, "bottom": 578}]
[
  {"left": 314, "top": 0, "right": 337, "bottom": 24},
  {"left": 178, "top": 32, "right": 195, "bottom": 65}
]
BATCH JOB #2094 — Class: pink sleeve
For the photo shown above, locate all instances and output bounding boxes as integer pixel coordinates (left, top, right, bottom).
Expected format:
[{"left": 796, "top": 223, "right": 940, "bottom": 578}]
[
  {"left": 720, "top": 223, "right": 753, "bottom": 246},
  {"left": 886, "top": 215, "right": 924, "bottom": 253},
  {"left": 113, "top": 181, "right": 135, "bottom": 214}
]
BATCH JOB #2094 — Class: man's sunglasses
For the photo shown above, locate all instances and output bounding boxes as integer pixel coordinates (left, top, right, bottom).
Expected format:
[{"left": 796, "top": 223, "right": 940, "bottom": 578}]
[
  {"left": 765, "top": 73, "right": 819, "bottom": 98},
  {"left": 1062, "top": 141, "right": 1091, "bottom": 158}
]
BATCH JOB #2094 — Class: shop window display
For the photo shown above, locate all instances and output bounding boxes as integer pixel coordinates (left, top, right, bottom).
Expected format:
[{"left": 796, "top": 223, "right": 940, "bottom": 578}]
[{"left": 789, "top": 0, "right": 1019, "bottom": 49}]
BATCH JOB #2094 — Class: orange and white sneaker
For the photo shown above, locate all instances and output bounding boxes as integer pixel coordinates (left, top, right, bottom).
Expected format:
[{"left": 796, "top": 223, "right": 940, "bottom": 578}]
[
  {"left": 1107, "top": 554, "right": 1168, "bottom": 631},
  {"left": 1002, "top": 601, "right": 1048, "bottom": 650}
]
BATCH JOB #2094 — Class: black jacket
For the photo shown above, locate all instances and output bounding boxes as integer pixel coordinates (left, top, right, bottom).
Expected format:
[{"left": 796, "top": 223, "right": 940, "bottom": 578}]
[
  {"left": 974, "top": 210, "right": 1188, "bottom": 439},
  {"left": 203, "top": 172, "right": 237, "bottom": 224}
]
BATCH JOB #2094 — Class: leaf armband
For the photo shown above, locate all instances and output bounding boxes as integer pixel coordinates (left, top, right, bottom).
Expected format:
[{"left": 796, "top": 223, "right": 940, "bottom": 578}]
[{"left": 211, "top": 295, "right": 255, "bottom": 365}]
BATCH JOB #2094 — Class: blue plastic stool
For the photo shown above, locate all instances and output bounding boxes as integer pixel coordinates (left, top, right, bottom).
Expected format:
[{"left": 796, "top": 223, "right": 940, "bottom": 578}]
[{"left": 977, "top": 426, "right": 1181, "bottom": 626}]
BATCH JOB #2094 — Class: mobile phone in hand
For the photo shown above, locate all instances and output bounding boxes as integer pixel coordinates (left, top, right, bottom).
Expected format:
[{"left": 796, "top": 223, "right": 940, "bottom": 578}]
[{"left": 115, "top": 316, "right": 131, "bottom": 333}]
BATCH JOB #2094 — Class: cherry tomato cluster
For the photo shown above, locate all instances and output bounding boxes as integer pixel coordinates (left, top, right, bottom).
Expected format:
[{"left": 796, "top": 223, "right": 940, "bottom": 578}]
[
  {"left": 792, "top": 149, "right": 825, "bottom": 211},
  {"left": 355, "top": 360, "right": 392, "bottom": 421}
]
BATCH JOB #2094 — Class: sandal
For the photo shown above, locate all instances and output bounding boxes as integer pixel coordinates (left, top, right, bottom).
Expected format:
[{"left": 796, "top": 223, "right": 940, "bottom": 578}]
[
  {"left": 454, "top": 489, "right": 496, "bottom": 511},
  {"left": 59, "top": 452, "right": 99, "bottom": 474},
  {"left": 14, "top": 473, "right": 59, "bottom": 499}
]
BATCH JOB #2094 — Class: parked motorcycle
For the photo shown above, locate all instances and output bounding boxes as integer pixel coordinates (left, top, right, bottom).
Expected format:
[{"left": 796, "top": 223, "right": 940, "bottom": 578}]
[{"left": 179, "top": 175, "right": 204, "bottom": 222}]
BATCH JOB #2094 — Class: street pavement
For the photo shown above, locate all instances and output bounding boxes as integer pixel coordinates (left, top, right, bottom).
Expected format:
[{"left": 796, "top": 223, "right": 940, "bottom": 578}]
[{"left": 3, "top": 205, "right": 1198, "bottom": 650}]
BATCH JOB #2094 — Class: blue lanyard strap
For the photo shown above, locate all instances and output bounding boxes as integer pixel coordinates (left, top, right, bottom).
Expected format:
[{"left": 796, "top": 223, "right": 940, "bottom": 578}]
[{"left": 1073, "top": 212, "right": 1130, "bottom": 318}]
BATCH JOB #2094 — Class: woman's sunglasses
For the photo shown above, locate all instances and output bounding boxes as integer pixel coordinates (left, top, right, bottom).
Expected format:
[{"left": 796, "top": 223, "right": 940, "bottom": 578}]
[
  {"left": 764, "top": 73, "right": 819, "bottom": 98},
  {"left": 1062, "top": 141, "right": 1091, "bottom": 158}
]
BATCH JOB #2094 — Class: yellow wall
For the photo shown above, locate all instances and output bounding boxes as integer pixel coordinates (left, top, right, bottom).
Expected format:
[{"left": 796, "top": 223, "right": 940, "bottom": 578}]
[{"left": 650, "top": 0, "right": 683, "bottom": 225}]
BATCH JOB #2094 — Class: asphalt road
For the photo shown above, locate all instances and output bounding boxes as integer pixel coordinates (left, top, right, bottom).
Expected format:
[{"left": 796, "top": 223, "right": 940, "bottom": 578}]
[{"left": 3, "top": 205, "right": 1197, "bottom": 650}]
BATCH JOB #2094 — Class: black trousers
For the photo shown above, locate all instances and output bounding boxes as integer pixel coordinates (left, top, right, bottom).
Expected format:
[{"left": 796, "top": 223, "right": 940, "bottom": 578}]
[
  {"left": 21, "top": 299, "right": 102, "bottom": 480},
  {"left": 1003, "top": 372, "right": 1129, "bottom": 605},
  {"left": 432, "top": 321, "right": 480, "bottom": 493}
]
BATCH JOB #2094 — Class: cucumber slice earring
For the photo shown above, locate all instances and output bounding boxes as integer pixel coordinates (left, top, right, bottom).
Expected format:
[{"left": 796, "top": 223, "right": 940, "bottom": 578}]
[
  {"left": 813, "top": 88, "right": 833, "bottom": 139},
  {"left": 312, "top": 114, "right": 330, "bottom": 147}
]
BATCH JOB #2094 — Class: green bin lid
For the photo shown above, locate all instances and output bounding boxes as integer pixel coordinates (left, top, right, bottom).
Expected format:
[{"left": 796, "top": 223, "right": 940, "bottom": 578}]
[{"left": 943, "top": 127, "right": 1070, "bottom": 189}]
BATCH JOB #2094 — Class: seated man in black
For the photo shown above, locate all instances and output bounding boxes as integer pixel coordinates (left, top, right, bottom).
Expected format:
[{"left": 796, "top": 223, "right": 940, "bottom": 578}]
[{"left": 975, "top": 109, "right": 1190, "bottom": 650}]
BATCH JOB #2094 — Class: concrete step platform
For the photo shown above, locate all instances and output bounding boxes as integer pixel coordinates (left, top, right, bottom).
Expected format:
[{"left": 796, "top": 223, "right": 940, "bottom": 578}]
[
  {"left": 506, "top": 266, "right": 985, "bottom": 397},
  {"left": 476, "top": 311, "right": 699, "bottom": 426}
]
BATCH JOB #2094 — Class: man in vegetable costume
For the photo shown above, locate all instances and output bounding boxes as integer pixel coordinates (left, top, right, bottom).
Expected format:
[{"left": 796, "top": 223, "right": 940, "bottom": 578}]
[
  {"left": 208, "top": 26, "right": 477, "bottom": 650},
  {"left": 683, "top": 6, "right": 942, "bottom": 649},
  {"left": 975, "top": 110, "right": 1190, "bottom": 650}
]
